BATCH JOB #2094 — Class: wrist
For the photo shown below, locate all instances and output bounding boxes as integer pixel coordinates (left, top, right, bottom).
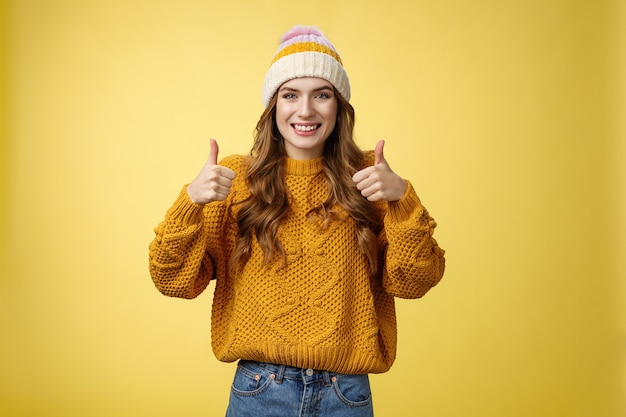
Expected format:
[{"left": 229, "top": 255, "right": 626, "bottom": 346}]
[
  {"left": 186, "top": 183, "right": 207, "bottom": 205},
  {"left": 389, "top": 178, "right": 408, "bottom": 202}
]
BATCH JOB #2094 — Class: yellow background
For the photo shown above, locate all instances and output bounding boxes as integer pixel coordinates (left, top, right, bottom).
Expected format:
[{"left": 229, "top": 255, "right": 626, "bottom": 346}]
[{"left": 1, "top": 0, "right": 624, "bottom": 416}]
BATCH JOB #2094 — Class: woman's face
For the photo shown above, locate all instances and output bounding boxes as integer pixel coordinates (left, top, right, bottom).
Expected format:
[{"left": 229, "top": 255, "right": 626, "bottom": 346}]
[{"left": 275, "top": 77, "right": 338, "bottom": 160}]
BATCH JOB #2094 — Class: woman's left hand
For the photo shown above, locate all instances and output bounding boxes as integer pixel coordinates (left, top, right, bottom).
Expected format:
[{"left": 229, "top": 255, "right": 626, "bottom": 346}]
[{"left": 352, "top": 140, "right": 408, "bottom": 202}]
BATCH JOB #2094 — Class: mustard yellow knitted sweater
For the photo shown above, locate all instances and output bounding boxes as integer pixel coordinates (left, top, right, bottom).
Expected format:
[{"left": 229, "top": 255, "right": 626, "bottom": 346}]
[{"left": 149, "top": 153, "right": 445, "bottom": 374}]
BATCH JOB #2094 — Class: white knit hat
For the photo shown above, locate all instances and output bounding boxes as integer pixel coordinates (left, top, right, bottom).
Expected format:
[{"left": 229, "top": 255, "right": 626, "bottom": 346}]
[{"left": 262, "top": 25, "right": 351, "bottom": 107}]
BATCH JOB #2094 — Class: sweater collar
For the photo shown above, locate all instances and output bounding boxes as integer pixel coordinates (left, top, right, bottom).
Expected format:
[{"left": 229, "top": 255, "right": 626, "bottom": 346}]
[{"left": 284, "top": 157, "right": 324, "bottom": 176}]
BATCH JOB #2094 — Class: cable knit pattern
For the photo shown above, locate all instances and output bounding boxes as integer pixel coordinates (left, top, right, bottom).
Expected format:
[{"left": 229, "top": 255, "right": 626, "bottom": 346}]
[{"left": 149, "top": 152, "right": 445, "bottom": 374}]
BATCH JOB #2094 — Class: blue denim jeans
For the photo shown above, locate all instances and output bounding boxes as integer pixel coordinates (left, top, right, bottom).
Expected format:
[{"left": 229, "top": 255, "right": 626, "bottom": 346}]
[{"left": 225, "top": 360, "right": 374, "bottom": 417}]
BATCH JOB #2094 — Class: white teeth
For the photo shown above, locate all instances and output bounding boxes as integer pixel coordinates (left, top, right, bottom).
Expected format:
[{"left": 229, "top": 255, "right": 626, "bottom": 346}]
[{"left": 294, "top": 124, "right": 319, "bottom": 132}]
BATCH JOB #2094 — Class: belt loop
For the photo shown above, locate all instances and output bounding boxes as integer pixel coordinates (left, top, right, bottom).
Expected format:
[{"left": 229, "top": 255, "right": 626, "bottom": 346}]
[
  {"left": 323, "top": 371, "right": 331, "bottom": 387},
  {"left": 275, "top": 364, "right": 286, "bottom": 384}
]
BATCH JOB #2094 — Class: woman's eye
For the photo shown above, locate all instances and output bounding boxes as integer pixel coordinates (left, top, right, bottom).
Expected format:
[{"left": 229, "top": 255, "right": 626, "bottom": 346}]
[
  {"left": 316, "top": 93, "right": 330, "bottom": 99},
  {"left": 283, "top": 93, "right": 296, "bottom": 99}
]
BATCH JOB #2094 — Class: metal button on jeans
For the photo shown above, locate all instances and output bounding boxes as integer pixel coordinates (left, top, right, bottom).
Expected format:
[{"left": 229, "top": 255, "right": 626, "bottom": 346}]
[{"left": 305, "top": 368, "right": 314, "bottom": 376}]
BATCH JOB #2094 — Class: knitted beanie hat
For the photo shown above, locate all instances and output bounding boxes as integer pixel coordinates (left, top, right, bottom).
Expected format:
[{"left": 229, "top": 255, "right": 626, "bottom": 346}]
[{"left": 262, "top": 25, "right": 351, "bottom": 107}]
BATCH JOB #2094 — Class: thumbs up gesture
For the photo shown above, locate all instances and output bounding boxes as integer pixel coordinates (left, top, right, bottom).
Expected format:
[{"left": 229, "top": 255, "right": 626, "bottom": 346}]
[
  {"left": 352, "top": 140, "right": 407, "bottom": 202},
  {"left": 186, "top": 139, "right": 236, "bottom": 204}
]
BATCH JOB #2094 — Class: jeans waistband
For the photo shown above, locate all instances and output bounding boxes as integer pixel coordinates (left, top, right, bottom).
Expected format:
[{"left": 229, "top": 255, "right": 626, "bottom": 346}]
[{"left": 238, "top": 360, "right": 333, "bottom": 386}]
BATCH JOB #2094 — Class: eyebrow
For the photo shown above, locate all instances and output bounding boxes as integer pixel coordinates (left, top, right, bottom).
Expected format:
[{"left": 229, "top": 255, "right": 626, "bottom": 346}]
[{"left": 279, "top": 85, "right": 334, "bottom": 93}]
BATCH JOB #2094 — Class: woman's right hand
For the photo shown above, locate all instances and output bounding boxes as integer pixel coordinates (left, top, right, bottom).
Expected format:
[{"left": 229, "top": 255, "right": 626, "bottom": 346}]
[{"left": 186, "top": 139, "right": 236, "bottom": 204}]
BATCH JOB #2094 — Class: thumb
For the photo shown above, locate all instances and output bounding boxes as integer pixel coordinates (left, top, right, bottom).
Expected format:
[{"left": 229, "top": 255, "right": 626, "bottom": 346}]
[
  {"left": 374, "top": 140, "right": 386, "bottom": 165},
  {"left": 208, "top": 138, "right": 219, "bottom": 165}
]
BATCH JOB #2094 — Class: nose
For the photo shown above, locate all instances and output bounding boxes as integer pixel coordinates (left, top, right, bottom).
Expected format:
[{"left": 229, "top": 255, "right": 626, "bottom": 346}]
[{"left": 297, "top": 98, "right": 315, "bottom": 118}]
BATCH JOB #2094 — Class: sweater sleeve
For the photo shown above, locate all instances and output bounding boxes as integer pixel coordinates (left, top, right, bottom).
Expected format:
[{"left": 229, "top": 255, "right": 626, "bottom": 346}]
[
  {"left": 148, "top": 187, "right": 216, "bottom": 299},
  {"left": 380, "top": 181, "right": 446, "bottom": 299},
  {"left": 148, "top": 155, "right": 241, "bottom": 299}
]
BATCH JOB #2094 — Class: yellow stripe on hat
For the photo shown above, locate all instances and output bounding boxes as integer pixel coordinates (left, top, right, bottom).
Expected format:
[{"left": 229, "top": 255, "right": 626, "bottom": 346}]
[{"left": 271, "top": 42, "right": 343, "bottom": 65}]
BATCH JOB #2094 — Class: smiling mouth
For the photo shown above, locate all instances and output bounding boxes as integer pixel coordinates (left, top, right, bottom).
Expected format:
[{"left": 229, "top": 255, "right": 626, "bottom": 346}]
[{"left": 292, "top": 124, "right": 320, "bottom": 132}]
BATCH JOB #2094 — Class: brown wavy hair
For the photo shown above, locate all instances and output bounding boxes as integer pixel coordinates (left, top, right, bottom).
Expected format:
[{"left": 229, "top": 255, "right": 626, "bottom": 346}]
[{"left": 231, "top": 88, "right": 380, "bottom": 276}]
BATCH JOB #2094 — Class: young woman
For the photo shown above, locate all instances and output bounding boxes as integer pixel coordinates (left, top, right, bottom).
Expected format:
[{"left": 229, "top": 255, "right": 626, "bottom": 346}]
[{"left": 149, "top": 25, "right": 445, "bottom": 417}]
